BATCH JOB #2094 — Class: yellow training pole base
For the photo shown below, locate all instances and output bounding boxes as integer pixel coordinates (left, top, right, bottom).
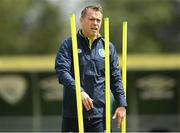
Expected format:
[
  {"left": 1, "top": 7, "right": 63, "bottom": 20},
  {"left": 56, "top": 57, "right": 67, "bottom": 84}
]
[{"left": 70, "top": 14, "right": 84, "bottom": 133}]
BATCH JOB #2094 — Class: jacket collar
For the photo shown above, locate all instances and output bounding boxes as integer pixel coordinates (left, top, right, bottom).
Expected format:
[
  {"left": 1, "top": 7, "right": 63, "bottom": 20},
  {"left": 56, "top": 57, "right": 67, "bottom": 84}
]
[{"left": 77, "top": 29, "right": 101, "bottom": 42}]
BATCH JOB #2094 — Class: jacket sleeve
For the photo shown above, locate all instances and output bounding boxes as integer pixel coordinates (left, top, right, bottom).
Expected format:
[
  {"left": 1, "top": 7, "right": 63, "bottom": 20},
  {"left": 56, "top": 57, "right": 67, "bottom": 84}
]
[
  {"left": 110, "top": 43, "right": 127, "bottom": 107},
  {"left": 55, "top": 39, "right": 84, "bottom": 94}
]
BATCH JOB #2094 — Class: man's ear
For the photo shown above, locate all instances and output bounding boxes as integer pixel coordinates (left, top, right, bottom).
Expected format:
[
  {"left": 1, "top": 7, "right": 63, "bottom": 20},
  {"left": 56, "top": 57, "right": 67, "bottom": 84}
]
[{"left": 80, "top": 17, "right": 83, "bottom": 23}]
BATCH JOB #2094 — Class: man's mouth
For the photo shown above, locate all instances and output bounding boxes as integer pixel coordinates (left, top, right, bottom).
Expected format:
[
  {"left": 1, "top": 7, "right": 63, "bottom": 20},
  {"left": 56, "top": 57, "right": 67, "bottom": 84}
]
[{"left": 91, "top": 27, "right": 98, "bottom": 31}]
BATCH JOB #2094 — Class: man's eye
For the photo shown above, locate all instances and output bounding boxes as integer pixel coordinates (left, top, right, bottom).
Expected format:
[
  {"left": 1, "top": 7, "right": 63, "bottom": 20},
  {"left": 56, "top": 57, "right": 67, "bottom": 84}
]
[{"left": 89, "top": 18, "right": 95, "bottom": 21}]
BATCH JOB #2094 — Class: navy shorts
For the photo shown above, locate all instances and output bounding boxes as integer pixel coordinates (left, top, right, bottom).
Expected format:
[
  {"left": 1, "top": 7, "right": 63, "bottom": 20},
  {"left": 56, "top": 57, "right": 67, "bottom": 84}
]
[{"left": 61, "top": 117, "right": 105, "bottom": 132}]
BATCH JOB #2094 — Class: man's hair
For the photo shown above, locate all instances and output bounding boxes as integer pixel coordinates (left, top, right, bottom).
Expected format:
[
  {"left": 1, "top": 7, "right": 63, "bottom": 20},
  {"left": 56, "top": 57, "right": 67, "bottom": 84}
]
[{"left": 81, "top": 5, "right": 103, "bottom": 18}]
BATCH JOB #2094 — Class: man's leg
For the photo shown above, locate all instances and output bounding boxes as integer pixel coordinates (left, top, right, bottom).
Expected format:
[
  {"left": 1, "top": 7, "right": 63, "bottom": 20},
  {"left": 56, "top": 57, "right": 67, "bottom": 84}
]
[
  {"left": 85, "top": 117, "right": 105, "bottom": 132},
  {"left": 61, "top": 118, "right": 78, "bottom": 132}
]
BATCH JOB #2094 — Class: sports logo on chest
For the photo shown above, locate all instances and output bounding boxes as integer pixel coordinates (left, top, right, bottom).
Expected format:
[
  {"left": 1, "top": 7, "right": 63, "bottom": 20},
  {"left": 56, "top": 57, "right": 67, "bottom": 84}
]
[{"left": 98, "top": 48, "right": 105, "bottom": 58}]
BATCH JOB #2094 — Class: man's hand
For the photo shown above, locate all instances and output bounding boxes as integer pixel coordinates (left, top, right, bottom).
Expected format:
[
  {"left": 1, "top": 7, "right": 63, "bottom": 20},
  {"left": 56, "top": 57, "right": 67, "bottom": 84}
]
[
  {"left": 81, "top": 91, "right": 94, "bottom": 111},
  {"left": 112, "top": 107, "right": 126, "bottom": 128}
]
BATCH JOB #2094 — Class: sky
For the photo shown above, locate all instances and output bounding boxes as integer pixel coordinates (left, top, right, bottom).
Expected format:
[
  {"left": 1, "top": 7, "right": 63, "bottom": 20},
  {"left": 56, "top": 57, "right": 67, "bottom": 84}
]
[
  {"left": 47, "top": 0, "right": 102, "bottom": 35},
  {"left": 48, "top": 0, "right": 102, "bottom": 19}
]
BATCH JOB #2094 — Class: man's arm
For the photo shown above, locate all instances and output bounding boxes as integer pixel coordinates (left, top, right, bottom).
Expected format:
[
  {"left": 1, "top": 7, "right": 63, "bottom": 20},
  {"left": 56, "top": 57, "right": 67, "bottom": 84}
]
[
  {"left": 55, "top": 39, "right": 84, "bottom": 94},
  {"left": 110, "top": 43, "right": 127, "bottom": 128},
  {"left": 110, "top": 44, "right": 127, "bottom": 107},
  {"left": 55, "top": 39, "right": 93, "bottom": 110}
]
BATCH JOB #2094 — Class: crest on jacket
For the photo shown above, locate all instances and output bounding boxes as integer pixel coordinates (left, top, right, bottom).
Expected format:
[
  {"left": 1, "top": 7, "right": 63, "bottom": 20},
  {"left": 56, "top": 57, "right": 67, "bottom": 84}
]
[{"left": 98, "top": 49, "right": 105, "bottom": 57}]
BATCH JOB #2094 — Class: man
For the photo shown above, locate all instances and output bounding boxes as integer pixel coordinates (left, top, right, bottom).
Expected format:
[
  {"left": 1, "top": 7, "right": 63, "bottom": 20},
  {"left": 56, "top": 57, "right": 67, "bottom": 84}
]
[{"left": 55, "top": 5, "right": 127, "bottom": 132}]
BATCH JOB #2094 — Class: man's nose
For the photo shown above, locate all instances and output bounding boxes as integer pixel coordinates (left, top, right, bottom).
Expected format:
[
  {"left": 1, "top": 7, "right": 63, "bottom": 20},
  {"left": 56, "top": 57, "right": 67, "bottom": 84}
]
[
  {"left": 94, "top": 20, "right": 98, "bottom": 24},
  {"left": 93, "top": 20, "right": 98, "bottom": 25}
]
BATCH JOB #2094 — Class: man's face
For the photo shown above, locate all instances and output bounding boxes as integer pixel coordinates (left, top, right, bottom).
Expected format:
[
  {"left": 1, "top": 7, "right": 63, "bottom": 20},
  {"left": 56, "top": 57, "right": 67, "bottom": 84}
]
[{"left": 80, "top": 8, "right": 102, "bottom": 39}]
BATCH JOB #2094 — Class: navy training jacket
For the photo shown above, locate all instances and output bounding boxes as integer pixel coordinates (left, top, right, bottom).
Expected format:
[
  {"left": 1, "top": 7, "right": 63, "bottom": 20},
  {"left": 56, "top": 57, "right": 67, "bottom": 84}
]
[{"left": 55, "top": 32, "right": 127, "bottom": 118}]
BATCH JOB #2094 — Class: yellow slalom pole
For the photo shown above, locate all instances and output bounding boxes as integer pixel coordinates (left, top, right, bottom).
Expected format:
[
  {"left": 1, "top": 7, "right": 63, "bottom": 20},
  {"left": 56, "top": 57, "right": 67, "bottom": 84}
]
[
  {"left": 104, "top": 17, "right": 111, "bottom": 133},
  {"left": 70, "top": 14, "right": 84, "bottom": 133},
  {"left": 121, "top": 21, "right": 127, "bottom": 133}
]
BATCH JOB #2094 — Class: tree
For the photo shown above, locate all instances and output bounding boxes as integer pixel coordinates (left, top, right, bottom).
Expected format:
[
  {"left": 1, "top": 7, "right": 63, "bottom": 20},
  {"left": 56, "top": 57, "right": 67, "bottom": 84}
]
[
  {"left": 0, "top": 0, "right": 62, "bottom": 55},
  {"left": 103, "top": 0, "right": 178, "bottom": 53}
]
